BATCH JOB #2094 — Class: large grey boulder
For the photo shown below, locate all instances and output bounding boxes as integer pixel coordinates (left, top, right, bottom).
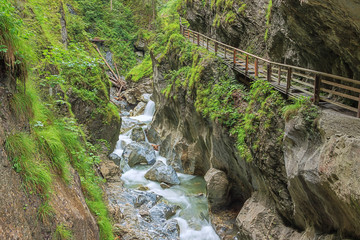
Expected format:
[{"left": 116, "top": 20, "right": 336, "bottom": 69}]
[
  {"left": 120, "top": 142, "right": 156, "bottom": 169},
  {"left": 204, "top": 168, "right": 229, "bottom": 211},
  {"left": 284, "top": 110, "right": 360, "bottom": 238},
  {"left": 236, "top": 193, "right": 303, "bottom": 240},
  {"left": 145, "top": 161, "right": 180, "bottom": 185}
]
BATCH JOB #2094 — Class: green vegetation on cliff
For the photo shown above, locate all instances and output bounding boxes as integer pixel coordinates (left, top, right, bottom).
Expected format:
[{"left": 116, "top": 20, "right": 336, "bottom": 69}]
[{"left": 0, "top": 0, "right": 150, "bottom": 238}]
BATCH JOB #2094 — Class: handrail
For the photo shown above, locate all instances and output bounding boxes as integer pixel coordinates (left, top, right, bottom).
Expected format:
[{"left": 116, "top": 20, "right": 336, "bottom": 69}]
[{"left": 179, "top": 22, "right": 360, "bottom": 118}]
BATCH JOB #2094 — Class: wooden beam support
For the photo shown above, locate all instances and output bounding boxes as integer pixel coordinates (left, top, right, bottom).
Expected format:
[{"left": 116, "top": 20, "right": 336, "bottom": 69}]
[
  {"left": 313, "top": 74, "right": 321, "bottom": 105},
  {"left": 255, "top": 59, "right": 258, "bottom": 77},
  {"left": 233, "top": 49, "right": 236, "bottom": 65},
  {"left": 286, "top": 67, "right": 292, "bottom": 95},
  {"left": 246, "top": 55, "right": 249, "bottom": 75},
  {"left": 278, "top": 67, "right": 281, "bottom": 85},
  {"left": 267, "top": 63, "right": 272, "bottom": 82}
]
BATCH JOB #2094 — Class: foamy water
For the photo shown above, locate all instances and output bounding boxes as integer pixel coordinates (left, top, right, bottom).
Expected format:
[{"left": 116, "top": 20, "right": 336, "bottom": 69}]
[{"left": 112, "top": 96, "right": 220, "bottom": 240}]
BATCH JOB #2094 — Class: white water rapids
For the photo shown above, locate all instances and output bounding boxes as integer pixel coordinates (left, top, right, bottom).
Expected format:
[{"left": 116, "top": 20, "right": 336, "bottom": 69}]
[{"left": 112, "top": 97, "right": 220, "bottom": 240}]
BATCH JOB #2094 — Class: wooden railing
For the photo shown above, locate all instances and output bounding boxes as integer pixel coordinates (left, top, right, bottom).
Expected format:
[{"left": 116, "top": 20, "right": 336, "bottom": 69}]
[{"left": 180, "top": 23, "right": 360, "bottom": 118}]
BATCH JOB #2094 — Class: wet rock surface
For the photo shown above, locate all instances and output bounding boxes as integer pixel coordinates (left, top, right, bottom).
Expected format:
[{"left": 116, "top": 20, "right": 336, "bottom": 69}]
[
  {"left": 204, "top": 168, "right": 229, "bottom": 211},
  {"left": 107, "top": 182, "right": 180, "bottom": 240},
  {"left": 145, "top": 161, "right": 181, "bottom": 185},
  {"left": 130, "top": 126, "right": 146, "bottom": 142},
  {"left": 120, "top": 142, "right": 156, "bottom": 169}
]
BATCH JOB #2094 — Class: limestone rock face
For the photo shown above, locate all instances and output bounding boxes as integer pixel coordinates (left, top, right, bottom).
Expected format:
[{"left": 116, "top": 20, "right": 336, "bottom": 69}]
[
  {"left": 99, "top": 160, "right": 121, "bottom": 182},
  {"left": 181, "top": 0, "right": 360, "bottom": 79},
  {"left": 150, "top": 34, "right": 360, "bottom": 239},
  {"left": 145, "top": 161, "right": 180, "bottom": 185},
  {"left": 236, "top": 193, "right": 302, "bottom": 240},
  {"left": 204, "top": 168, "right": 229, "bottom": 211},
  {"left": 284, "top": 110, "right": 360, "bottom": 238},
  {"left": 67, "top": 88, "right": 121, "bottom": 153}
]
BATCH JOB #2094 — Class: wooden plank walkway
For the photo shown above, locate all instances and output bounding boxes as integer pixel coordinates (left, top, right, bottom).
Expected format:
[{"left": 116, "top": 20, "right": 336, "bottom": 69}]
[{"left": 180, "top": 23, "right": 360, "bottom": 118}]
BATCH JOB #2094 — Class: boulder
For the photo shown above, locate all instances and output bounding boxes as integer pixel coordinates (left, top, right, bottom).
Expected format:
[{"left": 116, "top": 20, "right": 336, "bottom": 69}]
[
  {"left": 162, "top": 219, "right": 180, "bottom": 240},
  {"left": 131, "top": 126, "right": 146, "bottom": 142},
  {"left": 149, "top": 202, "right": 178, "bottom": 222},
  {"left": 108, "top": 152, "right": 121, "bottom": 166},
  {"left": 204, "top": 168, "right": 229, "bottom": 211},
  {"left": 236, "top": 193, "right": 303, "bottom": 240},
  {"left": 121, "top": 142, "right": 156, "bottom": 169},
  {"left": 284, "top": 110, "right": 360, "bottom": 237},
  {"left": 145, "top": 161, "right": 180, "bottom": 185},
  {"left": 99, "top": 160, "right": 121, "bottom": 182},
  {"left": 130, "top": 102, "right": 146, "bottom": 116}
]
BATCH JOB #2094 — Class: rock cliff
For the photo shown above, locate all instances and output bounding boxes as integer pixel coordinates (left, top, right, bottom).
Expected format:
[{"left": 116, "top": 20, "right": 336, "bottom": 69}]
[
  {"left": 149, "top": 36, "right": 360, "bottom": 239},
  {"left": 180, "top": 0, "right": 360, "bottom": 79}
]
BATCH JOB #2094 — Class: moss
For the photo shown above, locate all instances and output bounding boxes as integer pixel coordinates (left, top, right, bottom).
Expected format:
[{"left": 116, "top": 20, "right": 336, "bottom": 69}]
[
  {"left": 126, "top": 54, "right": 153, "bottom": 82},
  {"left": 53, "top": 224, "right": 73, "bottom": 240}
]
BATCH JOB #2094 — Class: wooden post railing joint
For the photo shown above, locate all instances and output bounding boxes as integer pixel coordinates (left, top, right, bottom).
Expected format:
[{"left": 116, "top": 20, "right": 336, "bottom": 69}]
[
  {"left": 267, "top": 63, "right": 272, "bottom": 82},
  {"left": 278, "top": 67, "right": 281, "bottom": 85},
  {"left": 245, "top": 55, "right": 249, "bottom": 75},
  {"left": 313, "top": 74, "right": 321, "bottom": 105},
  {"left": 224, "top": 46, "right": 227, "bottom": 59},
  {"left": 197, "top": 33, "right": 200, "bottom": 46},
  {"left": 233, "top": 49, "right": 236, "bottom": 65},
  {"left": 286, "top": 67, "right": 292, "bottom": 95},
  {"left": 206, "top": 38, "right": 209, "bottom": 50},
  {"left": 255, "top": 59, "right": 258, "bottom": 77},
  {"left": 215, "top": 42, "right": 218, "bottom": 55}
]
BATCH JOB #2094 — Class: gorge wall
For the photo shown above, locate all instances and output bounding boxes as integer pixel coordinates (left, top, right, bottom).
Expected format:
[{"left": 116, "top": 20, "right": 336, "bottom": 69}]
[
  {"left": 180, "top": 0, "right": 360, "bottom": 79},
  {"left": 149, "top": 31, "right": 360, "bottom": 239}
]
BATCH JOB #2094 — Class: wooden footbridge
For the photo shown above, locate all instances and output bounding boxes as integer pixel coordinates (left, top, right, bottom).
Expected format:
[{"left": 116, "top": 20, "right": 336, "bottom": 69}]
[{"left": 180, "top": 22, "right": 360, "bottom": 118}]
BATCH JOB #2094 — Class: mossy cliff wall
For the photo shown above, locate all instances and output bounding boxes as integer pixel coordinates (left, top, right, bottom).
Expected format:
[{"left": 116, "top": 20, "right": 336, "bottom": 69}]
[{"left": 149, "top": 31, "right": 360, "bottom": 239}]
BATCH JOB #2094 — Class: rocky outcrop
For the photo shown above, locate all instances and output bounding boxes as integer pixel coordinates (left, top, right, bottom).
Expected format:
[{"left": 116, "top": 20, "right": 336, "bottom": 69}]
[
  {"left": 181, "top": 0, "right": 360, "bottom": 79},
  {"left": 68, "top": 91, "right": 121, "bottom": 153},
  {"left": 120, "top": 141, "right": 156, "bottom": 169},
  {"left": 145, "top": 161, "right": 181, "bottom": 185},
  {"left": 150, "top": 34, "right": 360, "bottom": 239},
  {"left": 283, "top": 109, "right": 360, "bottom": 238},
  {"left": 204, "top": 168, "right": 230, "bottom": 211}
]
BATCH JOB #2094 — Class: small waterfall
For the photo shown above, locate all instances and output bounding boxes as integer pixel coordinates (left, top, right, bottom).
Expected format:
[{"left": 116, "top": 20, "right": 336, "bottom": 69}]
[{"left": 143, "top": 100, "right": 155, "bottom": 116}]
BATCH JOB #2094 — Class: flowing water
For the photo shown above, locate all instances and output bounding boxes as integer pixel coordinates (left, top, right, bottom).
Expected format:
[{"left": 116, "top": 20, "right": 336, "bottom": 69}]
[{"left": 112, "top": 97, "right": 220, "bottom": 240}]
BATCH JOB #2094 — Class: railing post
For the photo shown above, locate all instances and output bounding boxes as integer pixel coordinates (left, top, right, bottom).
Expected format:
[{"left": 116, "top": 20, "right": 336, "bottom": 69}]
[
  {"left": 267, "top": 63, "right": 272, "bottom": 82},
  {"left": 197, "top": 33, "right": 200, "bottom": 46},
  {"left": 313, "top": 74, "right": 321, "bottom": 105},
  {"left": 187, "top": 31, "right": 190, "bottom": 39},
  {"left": 255, "top": 59, "right": 258, "bottom": 77},
  {"left": 224, "top": 46, "right": 227, "bottom": 59},
  {"left": 206, "top": 38, "right": 209, "bottom": 50},
  {"left": 245, "top": 55, "right": 249, "bottom": 75},
  {"left": 278, "top": 67, "right": 281, "bottom": 85},
  {"left": 233, "top": 49, "right": 236, "bottom": 65},
  {"left": 286, "top": 67, "right": 292, "bottom": 95},
  {"left": 215, "top": 42, "right": 218, "bottom": 55}
]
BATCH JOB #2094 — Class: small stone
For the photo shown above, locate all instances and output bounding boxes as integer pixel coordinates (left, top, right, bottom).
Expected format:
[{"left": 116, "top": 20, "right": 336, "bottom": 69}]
[
  {"left": 137, "top": 185, "right": 150, "bottom": 191},
  {"left": 160, "top": 182, "right": 171, "bottom": 189}
]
